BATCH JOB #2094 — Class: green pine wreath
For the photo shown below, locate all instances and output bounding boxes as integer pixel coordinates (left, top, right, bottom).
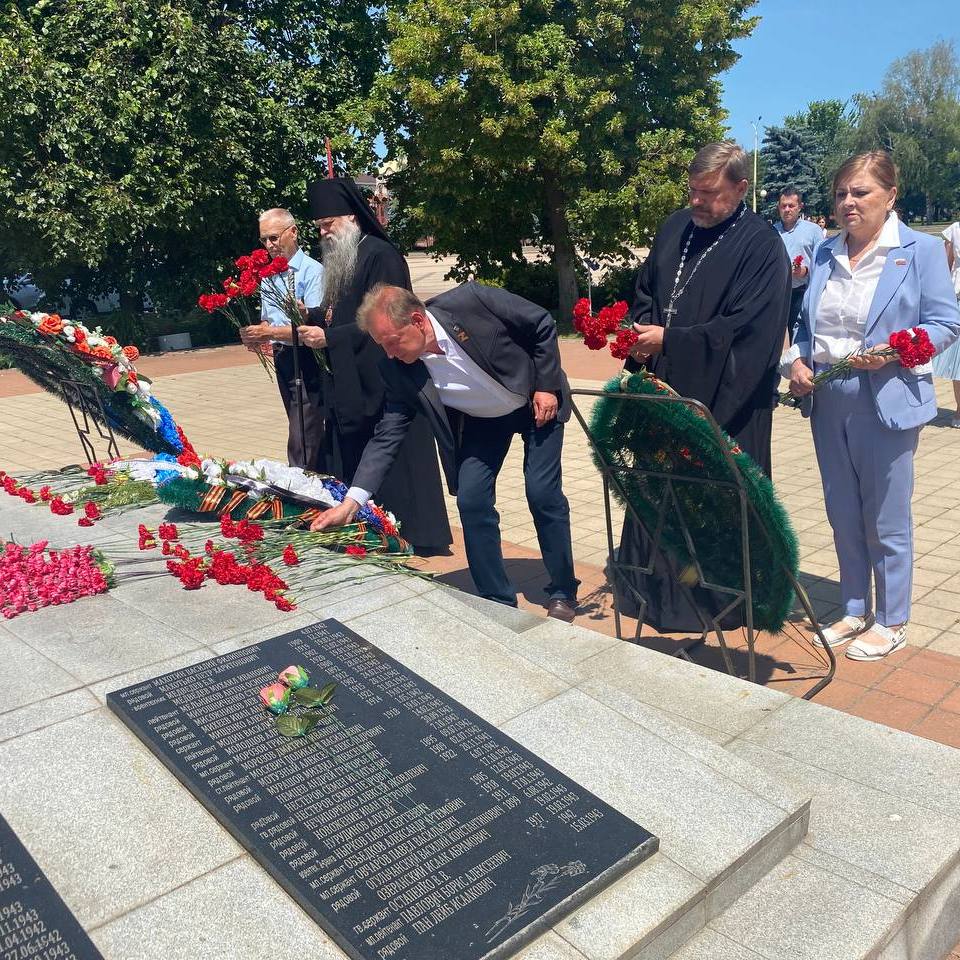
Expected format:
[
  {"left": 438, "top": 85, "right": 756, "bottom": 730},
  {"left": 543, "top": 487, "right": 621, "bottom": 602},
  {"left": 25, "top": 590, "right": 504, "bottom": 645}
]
[{"left": 589, "top": 370, "right": 799, "bottom": 632}]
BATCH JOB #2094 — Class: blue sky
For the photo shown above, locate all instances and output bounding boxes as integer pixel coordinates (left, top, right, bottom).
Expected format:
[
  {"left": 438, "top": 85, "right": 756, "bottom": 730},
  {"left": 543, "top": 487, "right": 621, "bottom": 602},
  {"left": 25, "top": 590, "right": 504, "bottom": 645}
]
[{"left": 722, "top": 0, "right": 960, "bottom": 148}]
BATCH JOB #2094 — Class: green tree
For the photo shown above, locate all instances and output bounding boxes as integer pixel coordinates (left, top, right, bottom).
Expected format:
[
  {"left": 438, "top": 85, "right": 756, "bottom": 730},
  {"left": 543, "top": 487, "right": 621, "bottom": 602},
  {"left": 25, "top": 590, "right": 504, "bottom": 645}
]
[
  {"left": 783, "top": 98, "right": 858, "bottom": 213},
  {"left": 759, "top": 125, "right": 824, "bottom": 217},
  {"left": 373, "top": 0, "right": 757, "bottom": 321},
  {"left": 853, "top": 40, "right": 960, "bottom": 220},
  {"left": 0, "top": 0, "right": 381, "bottom": 316}
]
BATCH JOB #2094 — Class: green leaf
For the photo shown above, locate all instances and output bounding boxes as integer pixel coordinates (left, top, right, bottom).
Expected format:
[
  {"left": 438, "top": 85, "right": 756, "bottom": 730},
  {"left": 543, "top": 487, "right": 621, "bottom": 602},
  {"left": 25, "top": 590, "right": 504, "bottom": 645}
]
[
  {"left": 291, "top": 682, "right": 336, "bottom": 707},
  {"left": 292, "top": 686, "right": 325, "bottom": 706},
  {"left": 275, "top": 714, "right": 319, "bottom": 737}
]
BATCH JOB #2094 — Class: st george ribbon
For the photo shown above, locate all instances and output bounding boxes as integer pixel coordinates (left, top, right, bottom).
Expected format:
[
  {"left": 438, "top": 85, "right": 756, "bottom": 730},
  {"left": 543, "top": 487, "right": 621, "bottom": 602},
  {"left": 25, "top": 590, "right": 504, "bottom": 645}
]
[{"left": 107, "top": 619, "right": 657, "bottom": 960}]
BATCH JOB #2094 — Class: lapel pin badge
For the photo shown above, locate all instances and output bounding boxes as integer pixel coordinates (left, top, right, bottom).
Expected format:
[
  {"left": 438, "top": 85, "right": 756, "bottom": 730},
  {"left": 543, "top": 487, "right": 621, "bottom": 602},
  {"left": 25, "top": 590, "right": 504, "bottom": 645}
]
[{"left": 894, "top": 258, "right": 907, "bottom": 266}]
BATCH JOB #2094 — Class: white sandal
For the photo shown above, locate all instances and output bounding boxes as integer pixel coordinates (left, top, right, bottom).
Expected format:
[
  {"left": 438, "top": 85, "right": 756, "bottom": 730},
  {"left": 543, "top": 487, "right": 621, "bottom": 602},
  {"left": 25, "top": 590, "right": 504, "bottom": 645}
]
[
  {"left": 846, "top": 624, "right": 907, "bottom": 661},
  {"left": 813, "top": 614, "right": 873, "bottom": 649}
]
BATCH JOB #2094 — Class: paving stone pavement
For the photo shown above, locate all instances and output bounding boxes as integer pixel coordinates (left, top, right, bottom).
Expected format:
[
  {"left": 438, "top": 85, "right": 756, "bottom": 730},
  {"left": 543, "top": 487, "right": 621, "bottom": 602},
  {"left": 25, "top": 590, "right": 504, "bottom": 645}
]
[{"left": 5, "top": 291, "right": 960, "bottom": 759}]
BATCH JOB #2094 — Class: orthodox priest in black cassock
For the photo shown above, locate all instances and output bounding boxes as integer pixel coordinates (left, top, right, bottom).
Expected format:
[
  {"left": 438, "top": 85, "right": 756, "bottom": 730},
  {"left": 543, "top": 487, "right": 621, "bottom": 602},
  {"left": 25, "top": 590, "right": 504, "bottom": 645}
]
[
  {"left": 303, "top": 177, "right": 452, "bottom": 553},
  {"left": 614, "top": 198, "right": 791, "bottom": 631}
]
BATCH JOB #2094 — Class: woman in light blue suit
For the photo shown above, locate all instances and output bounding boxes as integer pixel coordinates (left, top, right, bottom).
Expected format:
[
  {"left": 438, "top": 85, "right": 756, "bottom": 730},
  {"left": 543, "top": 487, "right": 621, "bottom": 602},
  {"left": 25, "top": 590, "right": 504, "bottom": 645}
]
[{"left": 783, "top": 152, "right": 960, "bottom": 661}]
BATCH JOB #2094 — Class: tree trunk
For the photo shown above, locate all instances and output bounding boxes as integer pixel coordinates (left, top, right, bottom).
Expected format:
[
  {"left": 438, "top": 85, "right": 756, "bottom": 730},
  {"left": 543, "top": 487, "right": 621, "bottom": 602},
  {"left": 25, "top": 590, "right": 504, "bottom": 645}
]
[{"left": 542, "top": 171, "right": 579, "bottom": 324}]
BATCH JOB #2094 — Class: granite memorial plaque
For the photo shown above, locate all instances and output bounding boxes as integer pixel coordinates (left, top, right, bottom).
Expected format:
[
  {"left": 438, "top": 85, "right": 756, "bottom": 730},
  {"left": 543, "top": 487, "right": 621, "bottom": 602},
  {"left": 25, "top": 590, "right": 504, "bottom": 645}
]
[
  {"left": 0, "top": 813, "right": 103, "bottom": 960},
  {"left": 107, "top": 619, "right": 657, "bottom": 960}
]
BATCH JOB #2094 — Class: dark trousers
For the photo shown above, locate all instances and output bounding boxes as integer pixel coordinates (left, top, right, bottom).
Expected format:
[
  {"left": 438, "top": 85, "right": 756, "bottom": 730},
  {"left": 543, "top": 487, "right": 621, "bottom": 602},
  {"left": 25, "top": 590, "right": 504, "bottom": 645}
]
[
  {"left": 275, "top": 345, "right": 325, "bottom": 472},
  {"left": 788, "top": 286, "right": 806, "bottom": 344},
  {"left": 456, "top": 406, "right": 579, "bottom": 606}
]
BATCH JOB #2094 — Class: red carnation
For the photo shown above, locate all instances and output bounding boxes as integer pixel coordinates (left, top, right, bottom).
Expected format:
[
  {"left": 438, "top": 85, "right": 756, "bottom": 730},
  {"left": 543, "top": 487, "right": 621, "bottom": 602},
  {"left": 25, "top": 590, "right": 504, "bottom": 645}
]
[
  {"left": 345, "top": 545, "right": 367, "bottom": 557},
  {"left": 282, "top": 545, "right": 299, "bottom": 566},
  {"left": 237, "top": 270, "right": 259, "bottom": 297},
  {"left": 250, "top": 248, "right": 270, "bottom": 267},
  {"left": 83, "top": 501, "right": 100, "bottom": 520},
  {"left": 609, "top": 328, "right": 640, "bottom": 360},
  {"left": 49, "top": 497, "right": 73, "bottom": 516}
]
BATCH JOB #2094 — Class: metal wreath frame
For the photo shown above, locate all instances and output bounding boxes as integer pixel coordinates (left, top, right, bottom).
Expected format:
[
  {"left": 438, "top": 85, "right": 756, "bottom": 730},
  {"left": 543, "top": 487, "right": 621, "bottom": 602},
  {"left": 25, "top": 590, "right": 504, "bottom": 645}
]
[
  {"left": 62, "top": 378, "right": 121, "bottom": 465},
  {"left": 570, "top": 388, "right": 835, "bottom": 700}
]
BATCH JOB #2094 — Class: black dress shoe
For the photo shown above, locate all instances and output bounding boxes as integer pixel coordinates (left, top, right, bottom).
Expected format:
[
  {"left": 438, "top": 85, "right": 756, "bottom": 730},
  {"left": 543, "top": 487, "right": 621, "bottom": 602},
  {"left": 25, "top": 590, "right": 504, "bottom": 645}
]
[{"left": 546, "top": 598, "right": 577, "bottom": 623}]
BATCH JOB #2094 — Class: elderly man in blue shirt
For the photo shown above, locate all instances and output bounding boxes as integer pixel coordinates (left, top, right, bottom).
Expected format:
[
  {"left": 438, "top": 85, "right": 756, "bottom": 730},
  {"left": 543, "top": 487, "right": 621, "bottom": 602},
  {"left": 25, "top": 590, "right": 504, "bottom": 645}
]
[
  {"left": 241, "top": 208, "right": 326, "bottom": 471},
  {"left": 775, "top": 187, "right": 824, "bottom": 342}
]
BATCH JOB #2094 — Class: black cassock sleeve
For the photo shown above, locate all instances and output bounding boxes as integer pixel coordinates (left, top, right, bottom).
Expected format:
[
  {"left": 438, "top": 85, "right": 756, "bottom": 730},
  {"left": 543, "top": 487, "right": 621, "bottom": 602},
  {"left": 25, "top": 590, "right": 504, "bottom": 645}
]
[{"left": 661, "top": 232, "right": 790, "bottom": 429}]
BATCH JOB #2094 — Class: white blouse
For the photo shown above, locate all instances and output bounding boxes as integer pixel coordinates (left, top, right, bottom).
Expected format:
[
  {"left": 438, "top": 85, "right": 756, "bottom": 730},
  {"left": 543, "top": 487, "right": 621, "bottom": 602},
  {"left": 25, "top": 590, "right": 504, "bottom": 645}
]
[{"left": 811, "top": 212, "right": 902, "bottom": 364}]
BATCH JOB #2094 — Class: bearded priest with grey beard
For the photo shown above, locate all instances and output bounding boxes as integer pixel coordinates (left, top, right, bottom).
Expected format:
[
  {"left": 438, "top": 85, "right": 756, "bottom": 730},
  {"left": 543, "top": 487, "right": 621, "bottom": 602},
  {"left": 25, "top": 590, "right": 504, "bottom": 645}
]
[{"left": 290, "top": 177, "right": 451, "bottom": 554}]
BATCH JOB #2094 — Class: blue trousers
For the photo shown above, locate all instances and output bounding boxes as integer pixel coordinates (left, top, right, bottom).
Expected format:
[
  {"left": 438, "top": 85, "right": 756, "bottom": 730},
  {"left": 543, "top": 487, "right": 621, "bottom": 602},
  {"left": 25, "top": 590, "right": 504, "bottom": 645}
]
[
  {"left": 811, "top": 371, "right": 919, "bottom": 626},
  {"left": 456, "top": 407, "right": 579, "bottom": 606}
]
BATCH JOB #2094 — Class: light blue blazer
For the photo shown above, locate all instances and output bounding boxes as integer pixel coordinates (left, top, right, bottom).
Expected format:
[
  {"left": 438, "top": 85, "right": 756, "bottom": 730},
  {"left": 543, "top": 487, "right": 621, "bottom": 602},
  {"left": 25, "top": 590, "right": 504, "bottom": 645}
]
[{"left": 794, "top": 220, "right": 960, "bottom": 429}]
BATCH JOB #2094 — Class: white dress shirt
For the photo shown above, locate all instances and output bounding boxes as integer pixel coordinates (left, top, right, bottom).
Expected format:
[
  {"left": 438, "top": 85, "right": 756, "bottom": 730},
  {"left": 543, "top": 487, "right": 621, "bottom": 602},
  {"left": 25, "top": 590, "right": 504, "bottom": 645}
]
[
  {"left": 419, "top": 311, "right": 527, "bottom": 418},
  {"left": 346, "top": 311, "right": 527, "bottom": 507},
  {"left": 811, "top": 212, "right": 901, "bottom": 364}
]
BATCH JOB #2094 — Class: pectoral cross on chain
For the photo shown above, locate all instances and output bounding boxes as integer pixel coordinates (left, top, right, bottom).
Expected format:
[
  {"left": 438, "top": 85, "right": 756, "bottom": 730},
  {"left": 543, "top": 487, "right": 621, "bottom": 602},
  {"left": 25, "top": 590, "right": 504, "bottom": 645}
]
[{"left": 662, "top": 302, "right": 678, "bottom": 327}]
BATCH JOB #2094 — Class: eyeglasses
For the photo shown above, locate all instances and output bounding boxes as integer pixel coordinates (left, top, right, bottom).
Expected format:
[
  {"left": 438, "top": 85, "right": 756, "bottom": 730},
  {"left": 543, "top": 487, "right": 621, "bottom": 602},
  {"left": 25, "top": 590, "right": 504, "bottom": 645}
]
[
  {"left": 259, "top": 224, "right": 294, "bottom": 245},
  {"left": 313, "top": 218, "right": 338, "bottom": 231}
]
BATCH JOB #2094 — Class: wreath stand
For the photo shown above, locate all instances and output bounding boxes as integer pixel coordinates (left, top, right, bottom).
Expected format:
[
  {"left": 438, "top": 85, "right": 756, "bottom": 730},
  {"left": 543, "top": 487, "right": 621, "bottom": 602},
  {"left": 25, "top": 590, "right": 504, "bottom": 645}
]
[
  {"left": 570, "top": 388, "right": 835, "bottom": 700},
  {"left": 62, "top": 378, "right": 121, "bottom": 465}
]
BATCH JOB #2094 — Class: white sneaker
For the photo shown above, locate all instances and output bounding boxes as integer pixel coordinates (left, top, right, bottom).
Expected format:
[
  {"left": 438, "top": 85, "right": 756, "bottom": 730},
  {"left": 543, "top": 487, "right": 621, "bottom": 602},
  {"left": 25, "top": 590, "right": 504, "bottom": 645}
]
[
  {"left": 846, "top": 624, "right": 907, "bottom": 661},
  {"left": 813, "top": 614, "right": 874, "bottom": 649}
]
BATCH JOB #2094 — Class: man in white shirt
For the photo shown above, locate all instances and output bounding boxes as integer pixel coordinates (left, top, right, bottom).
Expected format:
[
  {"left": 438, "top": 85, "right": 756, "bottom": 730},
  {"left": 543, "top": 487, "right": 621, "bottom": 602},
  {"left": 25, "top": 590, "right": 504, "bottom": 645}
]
[{"left": 311, "top": 281, "right": 580, "bottom": 621}]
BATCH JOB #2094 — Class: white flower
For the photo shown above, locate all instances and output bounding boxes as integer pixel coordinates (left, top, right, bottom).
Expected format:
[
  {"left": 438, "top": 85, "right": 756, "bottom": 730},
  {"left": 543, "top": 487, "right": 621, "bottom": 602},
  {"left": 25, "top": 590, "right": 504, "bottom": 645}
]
[
  {"left": 62, "top": 324, "right": 75, "bottom": 337},
  {"left": 30, "top": 312, "right": 45, "bottom": 324},
  {"left": 184, "top": 467, "right": 200, "bottom": 480},
  {"left": 201, "top": 459, "right": 224, "bottom": 484},
  {"left": 126, "top": 382, "right": 138, "bottom": 393}
]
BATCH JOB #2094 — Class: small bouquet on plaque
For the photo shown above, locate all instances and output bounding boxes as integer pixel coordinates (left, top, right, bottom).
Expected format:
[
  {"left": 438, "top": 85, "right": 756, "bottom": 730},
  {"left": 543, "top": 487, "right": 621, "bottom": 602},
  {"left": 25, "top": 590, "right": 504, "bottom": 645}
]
[{"left": 779, "top": 327, "right": 937, "bottom": 408}]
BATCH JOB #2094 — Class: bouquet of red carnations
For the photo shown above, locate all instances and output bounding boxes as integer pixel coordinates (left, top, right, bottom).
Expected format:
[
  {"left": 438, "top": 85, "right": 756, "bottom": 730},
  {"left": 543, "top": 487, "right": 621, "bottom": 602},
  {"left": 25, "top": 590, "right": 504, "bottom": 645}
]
[
  {"left": 197, "top": 249, "right": 328, "bottom": 375},
  {"left": 572, "top": 299, "right": 637, "bottom": 359},
  {"left": 780, "top": 327, "right": 937, "bottom": 408}
]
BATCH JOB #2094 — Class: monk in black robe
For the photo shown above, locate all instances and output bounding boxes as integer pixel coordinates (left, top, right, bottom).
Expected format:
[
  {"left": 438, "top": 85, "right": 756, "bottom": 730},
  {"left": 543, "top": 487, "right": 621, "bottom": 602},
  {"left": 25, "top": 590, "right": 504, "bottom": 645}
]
[
  {"left": 243, "top": 178, "right": 452, "bottom": 553},
  {"left": 614, "top": 142, "right": 791, "bottom": 631}
]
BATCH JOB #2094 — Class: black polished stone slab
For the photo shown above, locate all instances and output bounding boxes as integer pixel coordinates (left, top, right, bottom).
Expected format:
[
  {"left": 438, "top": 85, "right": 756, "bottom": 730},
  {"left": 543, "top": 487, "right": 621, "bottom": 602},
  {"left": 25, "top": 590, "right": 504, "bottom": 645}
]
[
  {"left": 107, "top": 619, "right": 657, "bottom": 960},
  {"left": 0, "top": 813, "right": 103, "bottom": 960}
]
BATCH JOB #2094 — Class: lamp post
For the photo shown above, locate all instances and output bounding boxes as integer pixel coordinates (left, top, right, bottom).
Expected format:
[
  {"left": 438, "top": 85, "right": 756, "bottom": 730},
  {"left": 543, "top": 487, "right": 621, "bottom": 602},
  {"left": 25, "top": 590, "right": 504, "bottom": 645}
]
[{"left": 751, "top": 116, "right": 762, "bottom": 212}]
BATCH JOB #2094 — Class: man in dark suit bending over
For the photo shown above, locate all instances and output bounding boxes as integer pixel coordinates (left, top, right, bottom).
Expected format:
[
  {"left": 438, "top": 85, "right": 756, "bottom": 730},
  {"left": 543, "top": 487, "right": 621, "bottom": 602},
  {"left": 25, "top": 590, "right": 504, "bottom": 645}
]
[{"left": 311, "top": 281, "right": 580, "bottom": 621}]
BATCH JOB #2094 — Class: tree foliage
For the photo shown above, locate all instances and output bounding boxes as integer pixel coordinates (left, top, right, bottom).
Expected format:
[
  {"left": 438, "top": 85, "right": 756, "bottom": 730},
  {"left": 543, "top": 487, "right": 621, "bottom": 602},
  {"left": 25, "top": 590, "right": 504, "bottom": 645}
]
[
  {"left": 759, "top": 125, "right": 824, "bottom": 216},
  {"left": 852, "top": 40, "right": 960, "bottom": 219},
  {"left": 373, "top": 0, "right": 757, "bottom": 320},
  {"left": 0, "top": 0, "right": 381, "bottom": 313}
]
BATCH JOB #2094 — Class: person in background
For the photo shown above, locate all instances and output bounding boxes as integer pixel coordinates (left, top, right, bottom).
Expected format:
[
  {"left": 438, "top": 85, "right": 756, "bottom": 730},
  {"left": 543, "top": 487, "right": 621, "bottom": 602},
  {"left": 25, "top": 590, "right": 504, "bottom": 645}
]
[
  {"left": 241, "top": 209, "right": 325, "bottom": 471},
  {"left": 774, "top": 188, "right": 824, "bottom": 342},
  {"left": 784, "top": 152, "right": 960, "bottom": 660},
  {"left": 932, "top": 219, "right": 960, "bottom": 426}
]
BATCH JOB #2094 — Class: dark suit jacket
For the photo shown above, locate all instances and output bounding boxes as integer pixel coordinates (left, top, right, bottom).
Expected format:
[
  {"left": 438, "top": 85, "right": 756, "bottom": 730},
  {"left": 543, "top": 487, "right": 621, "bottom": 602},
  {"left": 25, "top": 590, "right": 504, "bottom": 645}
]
[{"left": 352, "top": 282, "right": 570, "bottom": 496}]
